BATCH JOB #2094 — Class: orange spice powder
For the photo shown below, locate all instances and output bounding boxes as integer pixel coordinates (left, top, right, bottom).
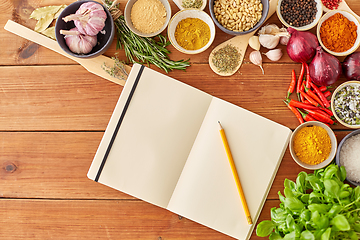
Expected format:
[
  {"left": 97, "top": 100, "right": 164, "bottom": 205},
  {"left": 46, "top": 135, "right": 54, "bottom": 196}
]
[{"left": 320, "top": 13, "right": 357, "bottom": 52}]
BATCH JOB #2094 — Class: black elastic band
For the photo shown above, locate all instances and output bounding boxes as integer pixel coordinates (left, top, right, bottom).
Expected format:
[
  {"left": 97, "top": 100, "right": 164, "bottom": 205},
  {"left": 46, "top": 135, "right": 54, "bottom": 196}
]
[{"left": 95, "top": 65, "right": 145, "bottom": 182}]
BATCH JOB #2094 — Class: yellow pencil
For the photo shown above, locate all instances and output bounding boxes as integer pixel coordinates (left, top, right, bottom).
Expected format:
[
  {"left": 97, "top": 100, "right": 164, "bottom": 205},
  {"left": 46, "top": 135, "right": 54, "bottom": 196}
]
[{"left": 218, "top": 121, "right": 252, "bottom": 225}]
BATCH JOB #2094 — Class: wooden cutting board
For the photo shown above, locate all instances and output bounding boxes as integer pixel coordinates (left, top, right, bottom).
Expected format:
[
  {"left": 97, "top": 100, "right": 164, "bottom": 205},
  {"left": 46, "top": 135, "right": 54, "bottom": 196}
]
[{"left": 4, "top": 20, "right": 130, "bottom": 86}]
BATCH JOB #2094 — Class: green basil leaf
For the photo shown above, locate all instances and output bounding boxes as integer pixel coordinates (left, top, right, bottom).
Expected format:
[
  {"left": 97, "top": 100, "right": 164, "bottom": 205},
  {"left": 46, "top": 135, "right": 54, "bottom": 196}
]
[
  {"left": 283, "top": 231, "right": 296, "bottom": 240},
  {"left": 256, "top": 220, "right": 275, "bottom": 237},
  {"left": 300, "top": 230, "right": 315, "bottom": 240},
  {"left": 327, "top": 204, "right": 342, "bottom": 218},
  {"left": 308, "top": 204, "right": 331, "bottom": 214},
  {"left": 324, "top": 164, "right": 338, "bottom": 180},
  {"left": 269, "top": 232, "right": 283, "bottom": 240},
  {"left": 339, "top": 190, "right": 350, "bottom": 199},
  {"left": 324, "top": 179, "right": 340, "bottom": 198},
  {"left": 286, "top": 214, "right": 297, "bottom": 232},
  {"left": 279, "top": 191, "right": 285, "bottom": 203},
  {"left": 284, "top": 197, "right": 305, "bottom": 213},
  {"left": 284, "top": 187, "right": 294, "bottom": 198},
  {"left": 320, "top": 227, "right": 331, "bottom": 240},
  {"left": 339, "top": 166, "right": 347, "bottom": 182},
  {"left": 331, "top": 215, "right": 350, "bottom": 231},
  {"left": 297, "top": 172, "right": 307, "bottom": 193},
  {"left": 300, "top": 209, "right": 311, "bottom": 222},
  {"left": 300, "top": 194, "right": 309, "bottom": 204},
  {"left": 307, "top": 175, "right": 323, "bottom": 192},
  {"left": 285, "top": 179, "right": 297, "bottom": 191},
  {"left": 348, "top": 230, "right": 358, "bottom": 240}
]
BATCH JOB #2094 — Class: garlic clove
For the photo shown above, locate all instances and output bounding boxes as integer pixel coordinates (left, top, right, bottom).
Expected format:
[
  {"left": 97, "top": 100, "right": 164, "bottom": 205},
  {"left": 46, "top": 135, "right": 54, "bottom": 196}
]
[
  {"left": 259, "top": 34, "right": 280, "bottom": 49},
  {"left": 280, "top": 35, "right": 290, "bottom": 45},
  {"left": 258, "top": 24, "right": 280, "bottom": 35},
  {"left": 249, "top": 50, "right": 264, "bottom": 74},
  {"left": 249, "top": 36, "right": 260, "bottom": 51},
  {"left": 264, "top": 48, "right": 283, "bottom": 61}
]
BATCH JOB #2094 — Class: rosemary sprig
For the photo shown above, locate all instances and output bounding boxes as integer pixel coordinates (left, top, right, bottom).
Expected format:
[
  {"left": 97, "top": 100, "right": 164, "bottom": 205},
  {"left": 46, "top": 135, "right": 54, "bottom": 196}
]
[{"left": 104, "top": 1, "right": 190, "bottom": 73}]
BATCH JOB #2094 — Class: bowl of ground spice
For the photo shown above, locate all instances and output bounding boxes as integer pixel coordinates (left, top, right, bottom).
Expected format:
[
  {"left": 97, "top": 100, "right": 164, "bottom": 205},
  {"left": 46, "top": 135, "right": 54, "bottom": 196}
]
[
  {"left": 277, "top": 0, "right": 323, "bottom": 31},
  {"left": 289, "top": 121, "right": 337, "bottom": 170},
  {"left": 168, "top": 9, "right": 216, "bottom": 54},
  {"left": 336, "top": 129, "right": 360, "bottom": 186},
  {"left": 124, "top": 0, "right": 171, "bottom": 37},
  {"left": 317, "top": 10, "right": 360, "bottom": 56}
]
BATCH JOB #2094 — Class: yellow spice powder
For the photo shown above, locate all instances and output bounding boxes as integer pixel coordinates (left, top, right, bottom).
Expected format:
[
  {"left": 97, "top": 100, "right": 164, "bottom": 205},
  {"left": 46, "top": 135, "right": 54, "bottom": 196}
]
[
  {"left": 175, "top": 18, "right": 210, "bottom": 50},
  {"left": 131, "top": 0, "right": 167, "bottom": 34},
  {"left": 293, "top": 125, "right": 331, "bottom": 165}
]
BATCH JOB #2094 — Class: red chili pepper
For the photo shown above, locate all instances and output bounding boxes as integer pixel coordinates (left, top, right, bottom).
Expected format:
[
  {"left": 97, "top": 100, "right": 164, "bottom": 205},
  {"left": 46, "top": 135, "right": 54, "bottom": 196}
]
[
  {"left": 319, "top": 86, "right": 332, "bottom": 92},
  {"left": 298, "top": 109, "right": 316, "bottom": 122},
  {"left": 287, "top": 69, "right": 297, "bottom": 98},
  {"left": 284, "top": 100, "right": 304, "bottom": 124},
  {"left": 319, "top": 107, "right": 334, "bottom": 117},
  {"left": 300, "top": 91, "right": 320, "bottom": 107},
  {"left": 305, "top": 109, "right": 334, "bottom": 125},
  {"left": 297, "top": 62, "right": 305, "bottom": 101},
  {"left": 287, "top": 98, "right": 319, "bottom": 110},
  {"left": 310, "top": 82, "right": 330, "bottom": 108},
  {"left": 323, "top": 90, "right": 331, "bottom": 98},
  {"left": 304, "top": 85, "right": 324, "bottom": 107},
  {"left": 305, "top": 62, "right": 311, "bottom": 88}
]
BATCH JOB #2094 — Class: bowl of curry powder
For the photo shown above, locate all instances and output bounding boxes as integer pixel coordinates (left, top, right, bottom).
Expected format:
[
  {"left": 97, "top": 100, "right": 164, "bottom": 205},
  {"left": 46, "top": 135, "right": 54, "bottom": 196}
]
[{"left": 289, "top": 121, "right": 337, "bottom": 170}]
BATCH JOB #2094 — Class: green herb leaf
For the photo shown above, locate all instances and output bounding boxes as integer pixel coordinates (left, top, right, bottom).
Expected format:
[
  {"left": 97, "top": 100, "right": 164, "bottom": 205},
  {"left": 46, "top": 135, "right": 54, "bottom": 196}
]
[
  {"left": 269, "top": 232, "right": 283, "bottom": 240},
  {"left": 331, "top": 215, "right": 350, "bottom": 231},
  {"left": 320, "top": 227, "right": 331, "bottom": 240},
  {"left": 284, "top": 196, "right": 305, "bottom": 213},
  {"left": 324, "top": 179, "right": 340, "bottom": 198},
  {"left": 300, "top": 230, "right": 315, "bottom": 240},
  {"left": 256, "top": 220, "right": 275, "bottom": 237}
]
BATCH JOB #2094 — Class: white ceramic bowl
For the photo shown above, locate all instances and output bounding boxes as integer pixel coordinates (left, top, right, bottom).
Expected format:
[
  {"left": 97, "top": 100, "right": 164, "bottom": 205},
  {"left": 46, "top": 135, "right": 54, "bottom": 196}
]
[
  {"left": 124, "top": 0, "right": 171, "bottom": 37},
  {"left": 168, "top": 9, "right": 215, "bottom": 54},
  {"left": 335, "top": 129, "right": 360, "bottom": 186},
  {"left": 289, "top": 121, "right": 337, "bottom": 170},
  {"left": 317, "top": 10, "right": 360, "bottom": 56},
  {"left": 277, "top": 0, "right": 323, "bottom": 31},
  {"left": 331, "top": 81, "right": 360, "bottom": 128}
]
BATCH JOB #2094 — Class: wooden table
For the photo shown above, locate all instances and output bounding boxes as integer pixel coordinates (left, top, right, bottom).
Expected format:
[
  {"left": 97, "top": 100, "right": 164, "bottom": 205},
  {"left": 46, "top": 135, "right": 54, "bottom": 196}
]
[{"left": 1, "top": 0, "right": 359, "bottom": 239}]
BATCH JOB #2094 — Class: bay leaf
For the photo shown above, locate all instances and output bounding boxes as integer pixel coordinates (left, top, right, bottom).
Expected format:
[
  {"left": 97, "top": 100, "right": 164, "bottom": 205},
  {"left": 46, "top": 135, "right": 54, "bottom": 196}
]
[
  {"left": 54, "top": 5, "right": 67, "bottom": 19},
  {"left": 34, "top": 13, "right": 53, "bottom": 33},
  {"left": 41, "top": 26, "right": 56, "bottom": 40},
  {"left": 30, "top": 5, "right": 63, "bottom": 21}
]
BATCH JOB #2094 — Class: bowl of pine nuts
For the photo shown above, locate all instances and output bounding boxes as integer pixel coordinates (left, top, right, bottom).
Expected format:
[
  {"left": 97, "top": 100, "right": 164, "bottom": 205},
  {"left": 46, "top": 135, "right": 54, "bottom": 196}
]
[{"left": 209, "top": 0, "right": 269, "bottom": 35}]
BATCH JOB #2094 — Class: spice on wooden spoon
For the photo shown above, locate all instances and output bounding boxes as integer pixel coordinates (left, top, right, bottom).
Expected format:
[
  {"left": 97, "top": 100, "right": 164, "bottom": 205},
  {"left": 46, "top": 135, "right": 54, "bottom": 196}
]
[{"left": 208, "top": 0, "right": 277, "bottom": 76}]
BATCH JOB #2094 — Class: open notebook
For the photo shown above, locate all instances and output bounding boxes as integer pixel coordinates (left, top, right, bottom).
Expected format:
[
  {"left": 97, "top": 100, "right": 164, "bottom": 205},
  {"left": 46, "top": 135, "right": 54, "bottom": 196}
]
[{"left": 87, "top": 64, "right": 292, "bottom": 240}]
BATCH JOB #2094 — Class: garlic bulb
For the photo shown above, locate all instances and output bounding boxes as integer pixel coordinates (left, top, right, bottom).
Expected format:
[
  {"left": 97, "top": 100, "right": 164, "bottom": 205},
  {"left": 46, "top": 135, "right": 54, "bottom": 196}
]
[
  {"left": 63, "top": 2, "right": 107, "bottom": 36},
  {"left": 258, "top": 24, "right": 280, "bottom": 35},
  {"left": 264, "top": 48, "right": 283, "bottom": 61},
  {"left": 249, "top": 36, "right": 260, "bottom": 51},
  {"left": 259, "top": 34, "right": 280, "bottom": 49},
  {"left": 249, "top": 50, "right": 264, "bottom": 74},
  {"left": 61, "top": 27, "right": 97, "bottom": 54},
  {"left": 279, "top": 27, "right": 290, "bottom": 45}
]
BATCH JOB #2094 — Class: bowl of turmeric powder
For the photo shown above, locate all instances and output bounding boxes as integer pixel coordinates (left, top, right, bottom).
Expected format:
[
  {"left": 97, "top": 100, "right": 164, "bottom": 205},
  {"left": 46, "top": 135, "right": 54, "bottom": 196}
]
[
  {"left": 289, "top": 121, "right": 337, "bottom": 170},
  {"left": 168, "top": 9, "right": 216, "bottom": 54},
  {"left": 317, "top": 10, "right": 360, "bottom": 57}
]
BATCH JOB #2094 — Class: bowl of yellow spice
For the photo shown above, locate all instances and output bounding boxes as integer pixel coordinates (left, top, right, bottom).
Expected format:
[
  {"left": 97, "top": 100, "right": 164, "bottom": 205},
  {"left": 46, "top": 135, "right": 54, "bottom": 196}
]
[
  {"left": 168, "top": 9, "right": 216, "bottom": 54},
  {"left": 289, "top": 121, "right": 337, "bottom": 170}
]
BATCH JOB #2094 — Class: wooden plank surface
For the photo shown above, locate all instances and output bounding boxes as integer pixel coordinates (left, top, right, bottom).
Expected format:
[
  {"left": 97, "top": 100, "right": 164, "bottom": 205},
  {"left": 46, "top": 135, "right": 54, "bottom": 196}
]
[{"left": 1, "top": 0, "right": 360, "bottom": 239}]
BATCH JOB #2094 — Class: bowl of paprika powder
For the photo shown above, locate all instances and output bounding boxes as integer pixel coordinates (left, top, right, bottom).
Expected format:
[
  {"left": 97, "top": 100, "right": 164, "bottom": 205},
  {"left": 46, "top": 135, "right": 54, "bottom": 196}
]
[
  {"left": 289, "top": 121, "right": 337, "bottom": 170},
  {"left": 317, "top": 10, "right": 360, "bottom": 57}
]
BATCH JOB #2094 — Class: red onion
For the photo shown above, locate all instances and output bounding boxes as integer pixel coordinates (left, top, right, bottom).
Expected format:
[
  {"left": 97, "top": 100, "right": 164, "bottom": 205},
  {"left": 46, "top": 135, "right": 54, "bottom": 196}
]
[
  {"left": 309, "top": 46, "right": 341, "bottom": 86},
  {"left": 343, "top": 52, "right": 360, "bottom": 81},
  {"left": 286, "top": 27, "right": 319, "bottom": 63}
]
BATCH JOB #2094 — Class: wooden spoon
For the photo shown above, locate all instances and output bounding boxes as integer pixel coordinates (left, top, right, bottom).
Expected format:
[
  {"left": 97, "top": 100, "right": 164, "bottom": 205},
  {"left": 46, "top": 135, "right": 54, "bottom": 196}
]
[
  {"left": 323, "top": 0, "right": 360, "bottom": 23},
  {"left": 4, "top": 20, "right": 131, "bottom": 86},
  {"left": 209, "top": 0, "right": 277, "bottom": 76}
]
